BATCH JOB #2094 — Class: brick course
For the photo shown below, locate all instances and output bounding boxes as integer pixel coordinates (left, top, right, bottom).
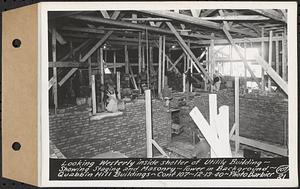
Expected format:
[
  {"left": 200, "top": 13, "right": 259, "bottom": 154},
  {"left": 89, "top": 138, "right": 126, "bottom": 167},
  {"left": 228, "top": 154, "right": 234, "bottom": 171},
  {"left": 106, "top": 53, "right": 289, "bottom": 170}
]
[{"left": 49, "top": 99, "right": 171, "bottom": 158}]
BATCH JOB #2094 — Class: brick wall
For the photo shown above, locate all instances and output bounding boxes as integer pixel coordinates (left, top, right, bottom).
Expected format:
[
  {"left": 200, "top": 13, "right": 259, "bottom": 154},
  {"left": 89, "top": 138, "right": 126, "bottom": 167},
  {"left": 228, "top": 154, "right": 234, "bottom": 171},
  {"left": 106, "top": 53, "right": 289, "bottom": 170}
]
[
  {"left": 172, "top": 89, "right": 288, "bottom": 146},
  {"left": 49, "top": 99, "right": 171, "bottom": 158}
]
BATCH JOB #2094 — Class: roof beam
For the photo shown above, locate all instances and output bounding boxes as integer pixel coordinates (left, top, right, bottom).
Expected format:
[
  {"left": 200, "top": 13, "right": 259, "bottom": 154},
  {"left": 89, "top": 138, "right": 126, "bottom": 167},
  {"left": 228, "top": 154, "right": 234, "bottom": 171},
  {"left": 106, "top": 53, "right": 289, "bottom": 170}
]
[
  {"left": 122, "top": 17, "right": 170, "bottom": 21},
  {"left": 251, "top": 9, "right": 286, "bottom": 23},
  {"left": 68, "top": 15, "right": 214, "bottom": 40},
  {"left": 198, "top": 15, "right": 269, "bottom": 21},
  {"left": 191, "top": 9, "right": 201, "bottom": 17},
  {"left": 141, "top": 10, "right": 257, "bottom": 37}
]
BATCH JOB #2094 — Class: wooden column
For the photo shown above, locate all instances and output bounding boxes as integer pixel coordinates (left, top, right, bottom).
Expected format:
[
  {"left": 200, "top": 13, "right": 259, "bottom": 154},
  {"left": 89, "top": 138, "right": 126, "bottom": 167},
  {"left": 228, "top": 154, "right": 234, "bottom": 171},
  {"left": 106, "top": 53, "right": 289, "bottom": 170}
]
[
  {"left": 100, "top": 48, "right": 105, "bottom": 110},
  {"left": 142, "top": 46, "right": 145, "bottom": 70},
  {"left": 125, "top": 45, "right": 129, "bottom": 74},
  {"left": 52, "top": 28, "right": 58, "bottom": 113},
  {"left": 183, "top": 73, "right": 186, "bottom": 92},
  {"left": 261, "top": 28, "right": 265, "bottom": 90},
  {"left": 117, "top": 71, "right": 121, "bottom": 99},
  {"left": 158, "top": 36, "right": 162, "bottom": 98},
  {"left": 145, "top": 89, "right": 153, "bottom": 158},
  {"left": 113, "top": 51, "right": 116, "bottom": 74},
  {"left": 138, "top": 32, "right": 142, "bottom": 74},
  {"left": 149, "top": 46, "right": 153, "bottom": 75},
  {"left": 275, "top": 34, "right": 280, "bottom": 74},
  {"left": 282, "top": 28, "right": 287, "bottom": 81},
  {"left": 162, "top": 35, "right": 166, "bottom": 89},
  {"left": 244, "top": 42, "right": 247, "bottom": 78},
  {"left": 234, "top": 76, "right": 239, "bottom": 154},
  {"left": 91, "top": 75, "right": 96, "bottom": 115},
  {"left": 230, "top": 45, "right": 233, "bottom": 76},
  {"left": 88, "top": 57, "right": 92, "bottom": 87},
  {"left": 209, "top": 33, "right": 215, "bottom": 91},
  {"left": 268, "top": 30, "right": 273, "bottom": 91}
]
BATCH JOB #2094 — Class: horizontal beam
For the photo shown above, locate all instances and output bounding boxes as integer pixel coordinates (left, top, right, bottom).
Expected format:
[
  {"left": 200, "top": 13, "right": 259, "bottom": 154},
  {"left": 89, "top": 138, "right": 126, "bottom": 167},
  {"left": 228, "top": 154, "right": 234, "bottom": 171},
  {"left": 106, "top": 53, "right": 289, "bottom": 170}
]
[
  {"left": 199, "top": 15, "right": 270, "bottom": 21},
  {"left": 231, "top": 135, "right": 288, "bottom": 156},
  {"left": 196, "top": 35, "right": 284, "bottom": 45},
  {"left": 251, "top": 9, "right": 286, "bottom": 23},
  {"left": 69, "top": 15, "right": 214, "bottom": 40},
  {"left": 141, "top": 10, "right": 257, "bottom": 37},
  {"left": 122, "top": 17, "right": 170, "bottom": 21},
  {"left": 49, "top": 61, "right": 159, "bottom": 68}
]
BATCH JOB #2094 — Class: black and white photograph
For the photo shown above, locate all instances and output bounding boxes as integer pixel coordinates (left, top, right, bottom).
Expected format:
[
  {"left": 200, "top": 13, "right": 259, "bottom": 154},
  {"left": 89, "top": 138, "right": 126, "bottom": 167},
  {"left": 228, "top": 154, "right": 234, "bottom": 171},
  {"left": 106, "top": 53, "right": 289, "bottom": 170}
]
[{"left": 43, "top": 2, "right": 297, "bottom": 187}]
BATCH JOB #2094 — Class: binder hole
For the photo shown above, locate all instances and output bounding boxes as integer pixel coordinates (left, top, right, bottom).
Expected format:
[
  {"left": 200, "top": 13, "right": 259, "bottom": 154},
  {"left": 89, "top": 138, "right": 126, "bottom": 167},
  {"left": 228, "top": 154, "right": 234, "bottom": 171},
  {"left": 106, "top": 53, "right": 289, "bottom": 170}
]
[
  {"left": 12, "top": 142, "right": 21, "bottom": 151},
  {"left": 12, "top": 39, "right": 21, "bottom": 48}
]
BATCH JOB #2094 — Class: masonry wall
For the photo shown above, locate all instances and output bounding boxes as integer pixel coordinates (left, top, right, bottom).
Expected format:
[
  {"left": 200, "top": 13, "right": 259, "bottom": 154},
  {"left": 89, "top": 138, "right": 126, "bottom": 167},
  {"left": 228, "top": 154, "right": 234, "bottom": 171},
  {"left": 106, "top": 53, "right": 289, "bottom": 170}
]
[
  {"left": 49, "top": 99, "right": 171, "bottom": 158},
  {"left": 172, "top": 89, "right": 288, "bottom": 146}
]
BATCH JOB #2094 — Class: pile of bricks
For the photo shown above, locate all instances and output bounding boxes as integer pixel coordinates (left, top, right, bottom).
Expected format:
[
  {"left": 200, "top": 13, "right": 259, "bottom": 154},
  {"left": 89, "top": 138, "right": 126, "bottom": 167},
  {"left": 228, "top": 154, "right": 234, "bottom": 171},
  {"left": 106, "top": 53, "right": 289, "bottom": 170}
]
[{"left": 49, "top": 99, "right": 171, "bottom": 158}]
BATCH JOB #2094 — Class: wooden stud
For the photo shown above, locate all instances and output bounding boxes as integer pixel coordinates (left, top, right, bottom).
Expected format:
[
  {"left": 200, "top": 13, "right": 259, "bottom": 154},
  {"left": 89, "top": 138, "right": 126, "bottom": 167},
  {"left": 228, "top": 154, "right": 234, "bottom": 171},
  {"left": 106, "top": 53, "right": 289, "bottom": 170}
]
[
  {"left": 234, "top": 76, "right": 239, "bottom": 154},
  {"left": 145, "top": 89, "right": 153, "bottom": 158},
  {"left": 230, "top": 45, "right": 233, "bottom": 76},
  {"left": 182, "top": 73, "right": 186, "bottom": 92},
  {"left": 268, "top": 30, "right": 273, "bottom": 91},
  {"left": 162, "top": 36, "right": 166, "bottom": 89},
  {"left": 244, "top": 42, "right": 247, "bottom": 78},
  {"left": 282, "top": 28, "right": 287, "bottom": 81},
  {"left": 209, "top": 94, "right": 218, "bottom": 158},
  {"left": 275, "top": 33, "right": 280, "bottom": 74},
  {"left": 100, "top": 48, "right": 105, "bottom": 110},
  {"left": 142, "top": 46, "right": 145, "bottom": 70},
  {"left": 138, "top": 32, "right": 142, "bottom": 74},
  {"left": 124, "top": 45, "right": 129, "bottom": 74},
  {"left": 113, "top": 51, "right": 116, "bottom": 74},
  {"left": 52, "top": 28, "right": 58, "bottom": 114},
  {"left": 158, "top": 36, "right": 162, "bottom": 98},
  {"left": 91, "top": 75, "right": 96, "bottom": 115},
  {"left": 168, "top": 53, "right": 184, "bottom": 71},
  {"left": 217, "top": 105, "right": 232, "bottom": 157},
  {"left": 261, "top": 27, "right": 265, "bottom": 91},
  {"left": 117, "top": 71, "right": 121, "bottom": 99},
  {"left": 209, "top": 33, "right": 215, "bottom": 83}
]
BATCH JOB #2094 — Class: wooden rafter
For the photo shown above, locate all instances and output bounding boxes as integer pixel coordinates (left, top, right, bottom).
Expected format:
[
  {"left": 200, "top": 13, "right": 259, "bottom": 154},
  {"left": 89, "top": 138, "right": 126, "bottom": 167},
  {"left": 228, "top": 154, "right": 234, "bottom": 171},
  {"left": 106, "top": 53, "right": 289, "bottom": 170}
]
[{"left": 201, "top": 9, "right": 216, "bottom": 17}]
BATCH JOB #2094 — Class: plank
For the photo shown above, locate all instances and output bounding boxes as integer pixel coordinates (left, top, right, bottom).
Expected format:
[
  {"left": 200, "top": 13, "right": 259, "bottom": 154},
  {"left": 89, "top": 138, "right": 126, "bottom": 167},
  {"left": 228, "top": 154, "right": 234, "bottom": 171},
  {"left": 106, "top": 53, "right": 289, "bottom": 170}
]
[
  {"left": 209, "top": 94, "right": 218, "bottom": 158},
  {"left": 200, "top": 15, "right": 269, "bottom": 21},
  {"left": 255, "top": 54, "right": 288, "bottom": 95},
  {"left": 145, "top": 90, "right": 153, "bottom": 158},
  {"left": 231, "top": 135, "right": 288, "bottom": 156},
  {"left": 189, "top": 107, "right": 231, "bottom": 157},
  {"left": 234, "top": 77, "right": 240, "bottom": 153},
  {"left": 117, "top": 72, "right": 121, "bottom": 99},
  {"left": 252, "top": 9, "right": 286, "bottom": 23},
  {"left": 158, "top": 36, "right": 162, "bottom": 98},
  {"left": 138, "top": 32, "right": 142, "bottom": 74},
  {"left": 52, "top": 28, "right": 58, "bottom": 113},
  {"left": 282, "top": 28, "right": 287, "bottom": 81},
  {"left": 151, "top": 139, "right": 169, "bottom": 158},
  {"left": 168, "top": 53, "right": 184, "bottom": 71},
  {"left": 217, "top": 106, "right": 232, "bottom": 157},
  {"left": 261, "top": 27, "right": 265, "bottom": 91},
  {"left": 167, "top": 22, "right": 213, "bottom": 83},
  {"left": 91, "top": 75, "right": 96, "bottom": 115},
  {"left": 275, "top": 33, "right": 280, "bottom": 73},
  {"left": 80, "top": 31, "right": 113, "bottom": 62},
  {"left": 162, "top": 36, "right": 166, "bottom": 89}
]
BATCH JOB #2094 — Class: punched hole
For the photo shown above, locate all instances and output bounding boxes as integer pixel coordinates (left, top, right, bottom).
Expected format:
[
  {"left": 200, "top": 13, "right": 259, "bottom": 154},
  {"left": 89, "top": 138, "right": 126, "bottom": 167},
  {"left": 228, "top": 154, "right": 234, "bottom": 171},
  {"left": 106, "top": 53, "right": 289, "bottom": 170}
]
[
  {"left": 12, "top": 142, "right": 21, "bottom": 151},
  {"left": 12, "top": 39, "right": 21, "bottom": 48}
]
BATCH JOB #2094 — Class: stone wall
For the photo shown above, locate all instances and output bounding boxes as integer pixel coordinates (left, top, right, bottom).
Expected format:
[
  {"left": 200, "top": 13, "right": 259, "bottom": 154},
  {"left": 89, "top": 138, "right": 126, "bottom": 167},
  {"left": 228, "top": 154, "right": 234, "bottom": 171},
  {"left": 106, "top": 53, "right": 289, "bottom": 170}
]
[{"left": 49, "top": 99, "right": 171, "bottom": 158}]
